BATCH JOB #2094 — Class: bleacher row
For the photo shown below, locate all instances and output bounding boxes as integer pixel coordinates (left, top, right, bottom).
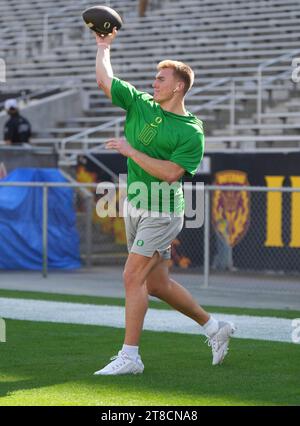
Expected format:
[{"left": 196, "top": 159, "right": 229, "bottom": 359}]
[{"left": 0, "top": 0, "right": 300, "bottom": 156}]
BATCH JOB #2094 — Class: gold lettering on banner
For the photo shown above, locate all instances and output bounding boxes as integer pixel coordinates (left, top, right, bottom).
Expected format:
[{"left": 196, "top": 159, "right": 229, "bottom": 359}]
[
  {"left": 265, "top": 176, "right": 284, "bottom": 247},
  {"left": 289, "top": 176, "right": 300, "bottom": 248},
  {"left": 265, "top": 176, "right": 300, "bottom": 248}
]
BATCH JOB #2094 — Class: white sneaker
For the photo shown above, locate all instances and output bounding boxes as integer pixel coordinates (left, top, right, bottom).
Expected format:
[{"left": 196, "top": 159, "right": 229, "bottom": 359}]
[
  {"left": 206, "top": 321, "right": 236, "bottom": 366},
  {"left": 93, "top": 351, "right": 144, "bottom": 376}
]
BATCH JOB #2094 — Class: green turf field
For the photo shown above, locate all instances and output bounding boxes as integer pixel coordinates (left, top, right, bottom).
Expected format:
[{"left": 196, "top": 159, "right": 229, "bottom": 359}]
[{"left": 0, "top": 290, "right": 300, "bottom": 406}]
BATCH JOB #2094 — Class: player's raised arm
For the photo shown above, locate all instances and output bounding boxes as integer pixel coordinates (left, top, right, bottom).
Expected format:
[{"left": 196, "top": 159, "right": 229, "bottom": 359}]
[
  {"left": 83, "top": 6, "right": 121, "bottom": 99},
  {"left": 95, "top": 28, "right": 118, "bottom": 99}
]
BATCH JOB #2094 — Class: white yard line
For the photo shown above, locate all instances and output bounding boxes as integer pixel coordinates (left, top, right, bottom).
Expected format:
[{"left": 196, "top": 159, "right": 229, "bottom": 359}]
[{"left": 0, "top": 297, "right": 297, "bottom": 343}]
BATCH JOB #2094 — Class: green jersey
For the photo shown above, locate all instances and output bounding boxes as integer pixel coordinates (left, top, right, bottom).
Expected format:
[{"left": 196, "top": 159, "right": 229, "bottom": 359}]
[{"left": 111, "top": 77, "right": 205, "bottom": 213}]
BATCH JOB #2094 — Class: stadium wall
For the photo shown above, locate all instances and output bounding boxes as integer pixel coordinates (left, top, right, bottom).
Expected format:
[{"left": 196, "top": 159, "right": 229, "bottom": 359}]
[
  {"left": 0, "top": 89, "right": 83, "bottom": 135},
  {"left": 0, "top": 147, "right": 58, "bottom": 172}
]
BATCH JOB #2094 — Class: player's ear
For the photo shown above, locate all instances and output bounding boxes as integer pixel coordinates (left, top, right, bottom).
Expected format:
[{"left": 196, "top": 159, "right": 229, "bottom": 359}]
[
  {"left": 173, "top": 81, "right": 185, "bottom": 94},
  {"left": 178, "top": 81, "right": 185, "bottom": 93}
]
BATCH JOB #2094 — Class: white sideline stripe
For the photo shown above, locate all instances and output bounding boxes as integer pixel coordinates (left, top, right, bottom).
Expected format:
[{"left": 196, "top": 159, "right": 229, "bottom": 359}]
[{"left": 0, "top": 297, "right": 296, "bottom": 344}]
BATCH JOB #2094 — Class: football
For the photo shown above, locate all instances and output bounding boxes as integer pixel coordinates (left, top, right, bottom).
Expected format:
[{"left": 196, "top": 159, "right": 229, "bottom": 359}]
[{"left": 82, "top": 5, "right": 123, "bottom": 36}]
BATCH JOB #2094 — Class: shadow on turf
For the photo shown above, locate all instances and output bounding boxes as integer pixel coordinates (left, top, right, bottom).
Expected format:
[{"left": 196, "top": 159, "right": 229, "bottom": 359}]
[{"left": 0, "top": 320, "right": 299, "bottom": 405}]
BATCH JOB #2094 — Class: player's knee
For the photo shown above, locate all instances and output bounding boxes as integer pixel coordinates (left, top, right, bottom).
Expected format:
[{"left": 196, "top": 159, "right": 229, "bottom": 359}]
[
  {"left": 147, "top": 287, "right": 160, "bottom": 297},
  {"left": 146, "top": 279, "right": 164, "bottom": 297},
  {"left": 123, "top": 268, "right": 140, "bottom": 290}
]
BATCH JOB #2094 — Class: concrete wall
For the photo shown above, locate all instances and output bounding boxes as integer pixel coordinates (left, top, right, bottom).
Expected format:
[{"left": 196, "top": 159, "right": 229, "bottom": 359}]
[
  {"left": 0, "top": 89, "right": 83, "bottom": 136},
  {"left": 0, "top": 147, "right": 58, "bottom": 172}
]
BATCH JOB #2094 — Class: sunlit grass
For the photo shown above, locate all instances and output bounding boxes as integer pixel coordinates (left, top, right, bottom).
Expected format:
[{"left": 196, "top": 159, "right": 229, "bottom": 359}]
[{"left": 0, "top": 319, "right": 299, "bottom": 406}]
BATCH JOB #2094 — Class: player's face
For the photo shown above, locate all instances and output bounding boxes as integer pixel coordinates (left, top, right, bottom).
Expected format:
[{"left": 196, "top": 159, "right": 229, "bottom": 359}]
[{"left": 152, "top": 68, "right": 180, "bottom": 103}]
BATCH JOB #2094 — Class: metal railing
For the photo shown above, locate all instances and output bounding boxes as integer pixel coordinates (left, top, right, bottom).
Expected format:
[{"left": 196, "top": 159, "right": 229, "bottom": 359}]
[
  {"left": 57, "top": 49, "right": 299, "bottom": 164},
  {"left": 256, "top": 48, "right": 300, "bottom": 125},
  {"left": 57, "top": 78, "right": 236, "bottom": 165},
  {"left": 200, "top": 51, "right": 299, "bottom": 127},
  {"left": 0, "top": 181, "right": 96, "bottom": 277},
  {"left": 1, "top": 182, "right": 300, "bottom": 286},
  {"left": 0, "top": 85, "right": 69, "bottom": 111},
  {"left": 59, "top": 116, "right": 125, "bottom": 165},
  {"left": 189, "top": 78, "right": 238, "bottom": 133},
  {"left": 205, "top": 135, "right": 300, "bottom": 150}
]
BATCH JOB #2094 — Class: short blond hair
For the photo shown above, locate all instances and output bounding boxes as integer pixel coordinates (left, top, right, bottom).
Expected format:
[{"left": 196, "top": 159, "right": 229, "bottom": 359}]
[{"left": 157, "top": 60, "right": 194, "bottom": 95}]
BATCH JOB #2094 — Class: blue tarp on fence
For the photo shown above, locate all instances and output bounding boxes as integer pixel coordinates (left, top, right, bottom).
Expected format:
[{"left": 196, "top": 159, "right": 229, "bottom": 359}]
[{"left": 0, "top": 168, "right": 81, "bottom": 270}]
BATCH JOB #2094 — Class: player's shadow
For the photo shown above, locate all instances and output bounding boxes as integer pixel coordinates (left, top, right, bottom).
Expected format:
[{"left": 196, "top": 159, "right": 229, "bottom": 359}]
[
  {"left": 0, "top": 321, "right": 299, "bottom": 406},
  {"left": 0, "top": 379, "right": 43, "bottom": 399}
]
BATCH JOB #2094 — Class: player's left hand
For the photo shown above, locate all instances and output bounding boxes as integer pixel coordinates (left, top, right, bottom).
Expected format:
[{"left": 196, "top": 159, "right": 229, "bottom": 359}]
[{"left": 105, "top": 138, "right": 135, "bottom": 157}]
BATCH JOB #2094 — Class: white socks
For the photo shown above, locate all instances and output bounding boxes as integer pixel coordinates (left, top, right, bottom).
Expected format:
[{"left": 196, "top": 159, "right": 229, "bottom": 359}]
[
  {"left": 122, "top": 344, "right": 139, "bottom": 359},
  {"left": 203, "top": 316, "right": 219, "bottom": 337},
  {"left": 121, "top": 320, "right": 218, "bottom": 358}
]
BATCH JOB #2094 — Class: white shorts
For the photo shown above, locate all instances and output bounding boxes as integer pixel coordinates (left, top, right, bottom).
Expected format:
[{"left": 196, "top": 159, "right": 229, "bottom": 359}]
[{"left": 124, "top": 199, "right": 184, "bottom": 259}]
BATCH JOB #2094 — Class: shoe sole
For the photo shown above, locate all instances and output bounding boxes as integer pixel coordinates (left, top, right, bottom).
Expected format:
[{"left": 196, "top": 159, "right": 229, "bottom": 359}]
[
  {"left": 93, "top": 367, "right": 144, "bottom": 376},
  {"left": 94, "top": 370, "right": 144, "bottom": 376}
]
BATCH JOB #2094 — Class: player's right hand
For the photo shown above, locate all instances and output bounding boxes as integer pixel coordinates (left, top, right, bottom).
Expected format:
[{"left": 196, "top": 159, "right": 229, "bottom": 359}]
[{"left": 95, "top": 27, "right": 118, "bottom": 47}]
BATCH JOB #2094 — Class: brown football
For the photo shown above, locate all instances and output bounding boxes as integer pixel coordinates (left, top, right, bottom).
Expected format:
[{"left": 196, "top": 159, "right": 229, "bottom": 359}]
[{"left": 82, "top": 5, "right": 123, "bottom": 35}]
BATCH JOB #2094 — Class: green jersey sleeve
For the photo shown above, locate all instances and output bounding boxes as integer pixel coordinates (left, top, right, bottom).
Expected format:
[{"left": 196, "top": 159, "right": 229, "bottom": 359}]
[
  {"left": 111, "top": 77, "right": 142, "bottom": 111},
  {"left": 170, "top": 132, "right": 205, "bottom": 177}
]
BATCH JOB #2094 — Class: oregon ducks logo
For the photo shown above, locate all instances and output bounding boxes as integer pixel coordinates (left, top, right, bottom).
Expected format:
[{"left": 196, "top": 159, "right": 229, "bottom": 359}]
[
  {"left": 152, "top": 117, "right": 163, "bottom": 126},
  {"left": 104, "top": 22, "right": 111, "bottom": 30},
  {"left": 138, "top": 117, "right": 163, "bottom": 146},
  {"left": 137, "top": 240, "right": 144, "bottom": 247}
]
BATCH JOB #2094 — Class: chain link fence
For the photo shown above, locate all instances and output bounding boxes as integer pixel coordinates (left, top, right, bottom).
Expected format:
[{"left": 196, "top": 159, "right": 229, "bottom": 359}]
[
  {"left": 0, "top": 182, "right": 299, "bottom": 285},
  {"left": 152, "top": 185, "right": 300, "bottom": 287},
  {"left": 192, "top": 186, "right": 300, "bottom": 288}
]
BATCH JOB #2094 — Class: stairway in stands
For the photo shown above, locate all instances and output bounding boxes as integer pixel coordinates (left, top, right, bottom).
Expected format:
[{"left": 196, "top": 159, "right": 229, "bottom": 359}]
[{"left": 1, "top": 0, "right": 300, "bottom": 154}]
